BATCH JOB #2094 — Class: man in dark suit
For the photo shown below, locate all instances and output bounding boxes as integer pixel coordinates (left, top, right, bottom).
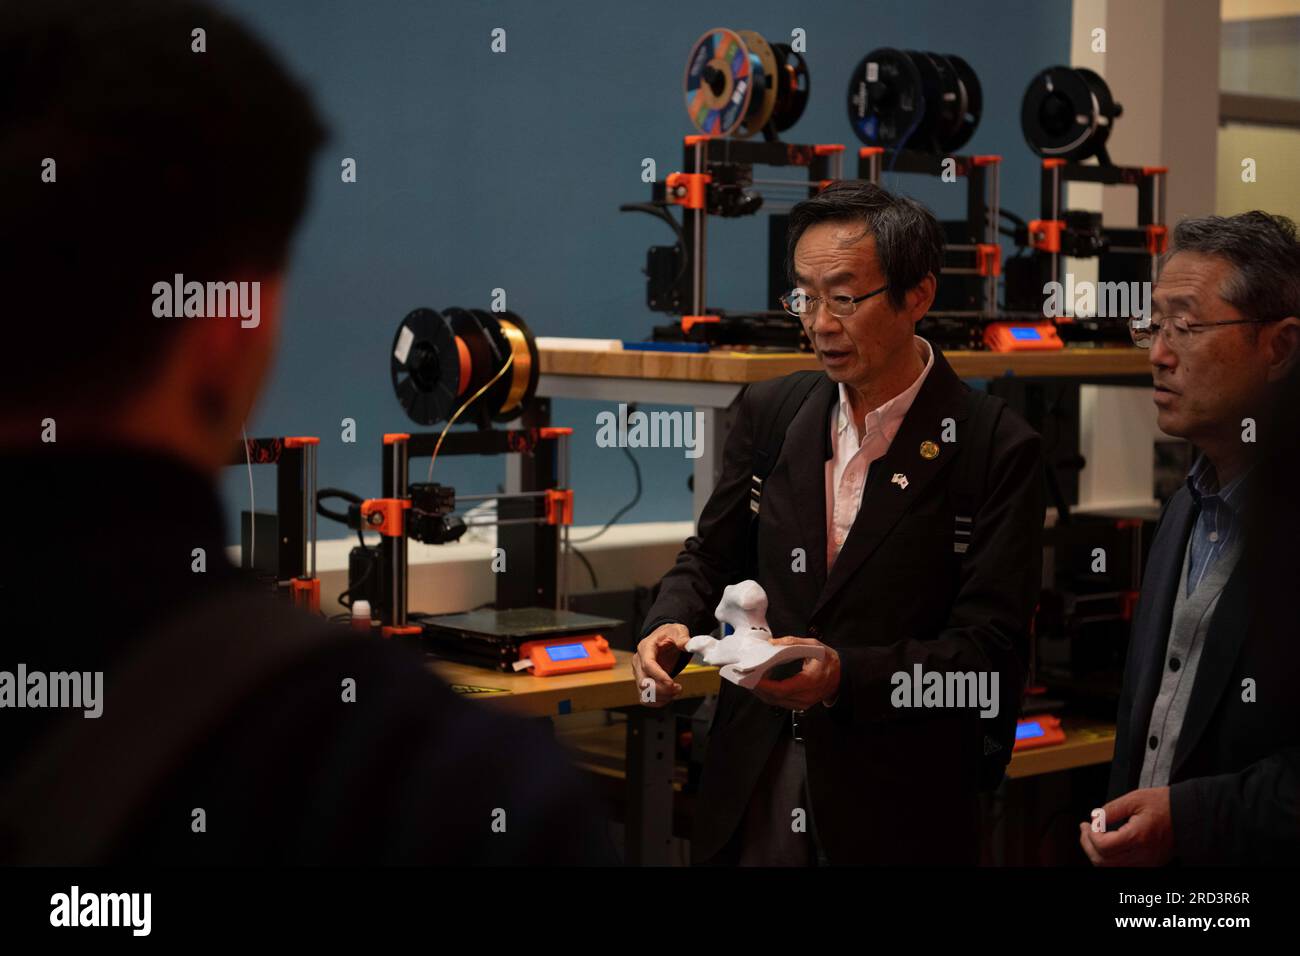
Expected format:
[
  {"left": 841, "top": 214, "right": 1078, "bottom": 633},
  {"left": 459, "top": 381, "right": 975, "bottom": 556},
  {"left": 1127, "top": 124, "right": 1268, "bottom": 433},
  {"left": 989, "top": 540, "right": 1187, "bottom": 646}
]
[
  {"left": 632, "top": 181, "right": 1045, "bottom": 865},
  {"left": 1084, "top": 212, "right": 1300, "bottom": 866}
]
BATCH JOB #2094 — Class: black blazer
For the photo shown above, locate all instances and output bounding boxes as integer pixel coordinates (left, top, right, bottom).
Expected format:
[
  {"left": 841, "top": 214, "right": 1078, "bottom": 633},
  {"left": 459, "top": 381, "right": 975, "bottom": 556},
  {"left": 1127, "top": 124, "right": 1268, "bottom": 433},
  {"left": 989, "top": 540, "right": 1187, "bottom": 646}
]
[
  {"left": 1107, "top": 486, "right": 1300, "bottom": 864},
  {"left": 643, "top": 345, "right": 1044, "bottom": 864}
]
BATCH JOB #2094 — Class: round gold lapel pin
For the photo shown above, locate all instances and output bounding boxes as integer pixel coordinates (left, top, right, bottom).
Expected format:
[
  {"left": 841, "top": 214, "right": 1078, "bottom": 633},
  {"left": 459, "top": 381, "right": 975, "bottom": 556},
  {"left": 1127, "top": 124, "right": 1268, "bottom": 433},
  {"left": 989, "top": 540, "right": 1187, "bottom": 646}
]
[{"left": 919, "top": 440, "right": 940, "bottom": 460}]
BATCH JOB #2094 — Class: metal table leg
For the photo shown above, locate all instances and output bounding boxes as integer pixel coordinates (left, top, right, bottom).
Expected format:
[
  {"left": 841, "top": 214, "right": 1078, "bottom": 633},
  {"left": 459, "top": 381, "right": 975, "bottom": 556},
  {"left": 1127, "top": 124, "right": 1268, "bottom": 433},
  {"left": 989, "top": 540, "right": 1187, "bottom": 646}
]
[{"left": 624, "top": 706, "right": 676, "bottom": 865}]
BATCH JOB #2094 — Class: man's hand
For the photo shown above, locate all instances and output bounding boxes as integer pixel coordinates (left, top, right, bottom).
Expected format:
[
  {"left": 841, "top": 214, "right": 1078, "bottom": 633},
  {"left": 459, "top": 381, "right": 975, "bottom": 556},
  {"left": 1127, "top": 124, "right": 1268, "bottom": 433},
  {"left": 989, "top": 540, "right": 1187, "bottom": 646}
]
[
  {"left": 632, "top": 623, "right": 691, "bottom": 707},
  {"left": 1079, "top": 786, "right": 1175, "bottom": 866},
  {"left": 752, "top": 638, "right": 840, "bottom": 710}
]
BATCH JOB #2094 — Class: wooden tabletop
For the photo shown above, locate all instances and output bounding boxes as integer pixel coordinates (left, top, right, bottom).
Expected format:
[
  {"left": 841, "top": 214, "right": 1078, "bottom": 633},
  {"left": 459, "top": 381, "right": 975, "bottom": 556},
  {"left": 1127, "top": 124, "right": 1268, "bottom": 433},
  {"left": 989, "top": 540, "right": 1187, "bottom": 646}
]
[
  {"left": 540, "top": 344, "right": 1150, "bottom": 384},
  {"left": 436, "top": 652, "right": 1116, "bottom": 777},
  {"left": 429, "top": 650, "right": 718, "bottom": 718}
]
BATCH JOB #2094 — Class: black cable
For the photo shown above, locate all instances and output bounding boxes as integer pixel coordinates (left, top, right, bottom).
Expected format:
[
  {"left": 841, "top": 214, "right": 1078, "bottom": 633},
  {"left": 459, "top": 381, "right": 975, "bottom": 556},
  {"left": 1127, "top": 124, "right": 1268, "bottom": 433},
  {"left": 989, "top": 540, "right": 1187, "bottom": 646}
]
[
  {"left": 317, "top": 488, "right": 379, "bottom": 608},
  {"left": 619, "top": 201, "right": 689, "bottom": 287},
  {"left": 998, "top": 207, "right": 1028, "bottom": 248},
  {"left": 316, "top": 486, "right": 376, "bottom": 551},
  {"left": 569, "top": 543, "right": 599, "bottom": 591},
  {"left": 998, "top": 210, "right": 1029, "bottom": 261},
  {"left": 316, "top": 487, "right": 361, "bottom": 525},
  {"left": 569, "top": 445, "right": 642, "bottom": 544},
  {"left": 337, "top": 554, "right": 376, "bottom": 609}
]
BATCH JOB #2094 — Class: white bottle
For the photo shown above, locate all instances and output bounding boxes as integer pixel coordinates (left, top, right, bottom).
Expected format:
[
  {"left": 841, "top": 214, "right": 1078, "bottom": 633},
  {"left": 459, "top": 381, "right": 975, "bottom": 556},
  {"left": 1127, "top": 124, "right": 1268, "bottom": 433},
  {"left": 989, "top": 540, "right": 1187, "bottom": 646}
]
[{"left": 350, "top": 600, "right": 372, "bottom": 634}]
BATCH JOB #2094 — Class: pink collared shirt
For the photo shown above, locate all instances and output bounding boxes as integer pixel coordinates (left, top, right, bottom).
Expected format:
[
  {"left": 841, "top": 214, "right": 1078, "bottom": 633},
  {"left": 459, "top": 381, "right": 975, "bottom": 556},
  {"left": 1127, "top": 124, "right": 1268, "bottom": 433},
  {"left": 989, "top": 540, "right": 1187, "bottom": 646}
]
[{"left": 826, "top": 337, "right": 935, "bottom": 570}]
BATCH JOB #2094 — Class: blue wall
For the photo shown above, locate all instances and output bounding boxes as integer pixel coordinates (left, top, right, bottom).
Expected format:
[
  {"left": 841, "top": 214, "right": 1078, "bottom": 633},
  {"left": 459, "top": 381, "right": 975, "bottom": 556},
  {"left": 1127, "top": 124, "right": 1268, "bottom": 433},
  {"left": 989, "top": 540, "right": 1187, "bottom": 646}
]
[{"left": 215, "top": 0, "right": 1072, "bottom": 541}]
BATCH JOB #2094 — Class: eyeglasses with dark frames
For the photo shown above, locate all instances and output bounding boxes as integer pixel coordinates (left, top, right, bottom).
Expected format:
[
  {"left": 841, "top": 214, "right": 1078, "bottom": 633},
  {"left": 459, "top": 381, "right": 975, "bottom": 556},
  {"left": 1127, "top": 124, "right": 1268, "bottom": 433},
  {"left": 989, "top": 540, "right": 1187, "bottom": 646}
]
[
  {"left": 1129, "top": 314, "right": 1281, "bottom": 349},
  {"left": 780, "top": 284, "right": 890, "bottom": 320}
]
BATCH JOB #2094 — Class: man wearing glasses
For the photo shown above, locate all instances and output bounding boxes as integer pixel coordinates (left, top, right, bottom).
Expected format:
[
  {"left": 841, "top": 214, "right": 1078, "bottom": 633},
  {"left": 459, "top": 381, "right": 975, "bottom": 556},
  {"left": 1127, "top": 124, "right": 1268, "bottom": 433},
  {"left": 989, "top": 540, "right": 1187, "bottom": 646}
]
[
  {"left": 632, "top": 180, "right": 1045, "bottom": 864},
  {"left": 1083, "top": 211, "right": 1300, "bottom": 866}
]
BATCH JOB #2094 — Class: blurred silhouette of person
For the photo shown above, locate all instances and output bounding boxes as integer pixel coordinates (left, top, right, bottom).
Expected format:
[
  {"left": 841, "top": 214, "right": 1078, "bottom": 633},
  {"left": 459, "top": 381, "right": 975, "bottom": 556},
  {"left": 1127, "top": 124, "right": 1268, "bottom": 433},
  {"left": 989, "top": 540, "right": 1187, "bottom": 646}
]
[{"left": 0, "top": 0, "right": 613, "bottom": 865}]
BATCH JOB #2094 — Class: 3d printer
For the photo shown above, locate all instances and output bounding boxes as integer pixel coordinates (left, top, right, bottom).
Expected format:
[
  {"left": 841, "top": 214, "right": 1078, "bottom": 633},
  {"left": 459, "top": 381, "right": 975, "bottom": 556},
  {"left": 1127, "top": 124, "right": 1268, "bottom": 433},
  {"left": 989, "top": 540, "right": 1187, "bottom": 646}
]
[{"left": 316, "top": 305, "right": 619, "bottom": 672}]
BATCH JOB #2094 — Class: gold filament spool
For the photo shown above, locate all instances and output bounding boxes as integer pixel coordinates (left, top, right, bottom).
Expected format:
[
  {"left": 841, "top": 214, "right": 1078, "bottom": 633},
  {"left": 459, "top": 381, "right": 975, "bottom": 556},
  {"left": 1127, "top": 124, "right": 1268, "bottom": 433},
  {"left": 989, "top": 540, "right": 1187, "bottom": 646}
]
[{"left": 496, "top": 317, "right": 531, "bottom": 415}]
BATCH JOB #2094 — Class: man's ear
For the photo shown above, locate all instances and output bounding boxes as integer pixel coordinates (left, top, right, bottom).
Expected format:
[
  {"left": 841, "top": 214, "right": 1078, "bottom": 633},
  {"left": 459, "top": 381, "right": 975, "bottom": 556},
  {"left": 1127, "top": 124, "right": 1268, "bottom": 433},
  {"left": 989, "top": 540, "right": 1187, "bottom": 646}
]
[
  {"left": 181, "top": 275, "right": 283, "bottom": 436},
  {"left": 906, "top": 274, "right": 937, "bottom": 322},
  {"left": 1265, "top": 316, "right": 1300, "bottom": 382}
]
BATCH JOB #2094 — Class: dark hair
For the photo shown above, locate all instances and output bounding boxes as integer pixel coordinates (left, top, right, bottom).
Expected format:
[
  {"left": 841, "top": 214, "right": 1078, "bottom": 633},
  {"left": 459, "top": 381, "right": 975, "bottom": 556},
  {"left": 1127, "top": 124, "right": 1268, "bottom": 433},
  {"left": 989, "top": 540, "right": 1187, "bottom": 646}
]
[
  {"left": 0, "top": 0, "right": 327, "bottom": 413},
  {"left": 1167, "top": 211, "right": 1300, "bottom": 323},
  {"left": 786, "top": 180, "right": 945, "bottom": 310}
]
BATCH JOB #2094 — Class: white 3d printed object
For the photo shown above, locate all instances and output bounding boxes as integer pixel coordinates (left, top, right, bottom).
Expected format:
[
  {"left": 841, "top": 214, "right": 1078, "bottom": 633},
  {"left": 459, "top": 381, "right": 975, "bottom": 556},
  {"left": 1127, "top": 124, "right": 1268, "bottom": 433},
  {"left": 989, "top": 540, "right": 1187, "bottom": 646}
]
[{"left": 686, "top": 580, "right": 824, "bottom": 689}]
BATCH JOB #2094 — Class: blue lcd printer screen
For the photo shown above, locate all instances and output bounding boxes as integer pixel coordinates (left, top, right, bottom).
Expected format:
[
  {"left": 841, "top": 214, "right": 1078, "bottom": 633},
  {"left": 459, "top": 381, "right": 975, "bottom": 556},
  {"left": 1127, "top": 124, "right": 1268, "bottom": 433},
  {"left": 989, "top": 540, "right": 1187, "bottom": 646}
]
[
  {"left": 1011, "top": 327, "right": 1041, "bottom": 341},
  {"left": 1016, "top": 721, "right": 1044, "bottom": 740},
  {"left": 546, "top": 643, "right": 589, "bottom": 662}
]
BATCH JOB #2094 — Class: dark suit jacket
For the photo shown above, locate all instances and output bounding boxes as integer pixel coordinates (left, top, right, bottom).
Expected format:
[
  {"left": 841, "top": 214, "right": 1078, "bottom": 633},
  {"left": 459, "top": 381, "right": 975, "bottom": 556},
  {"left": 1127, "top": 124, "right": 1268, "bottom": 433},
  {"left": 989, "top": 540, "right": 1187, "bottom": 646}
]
[
  {"left": 1108, "top": 485, "right": 1300, "bottom": 864},
  {"left": 643, "top": 345, "right": 1044, "bottom": 864}
]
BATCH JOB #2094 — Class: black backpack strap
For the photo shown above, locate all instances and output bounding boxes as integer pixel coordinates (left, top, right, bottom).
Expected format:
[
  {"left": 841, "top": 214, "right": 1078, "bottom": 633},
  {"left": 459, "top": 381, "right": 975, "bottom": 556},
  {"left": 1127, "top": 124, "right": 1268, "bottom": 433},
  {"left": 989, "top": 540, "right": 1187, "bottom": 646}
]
[
  {"left": 952, "top": 389, "right": 1021, "bottom": 790},
  {"left": 648, "top": 372, "right": 825, "bottom": 650},
  {"left": 0, "top": 586, "right": 348, "bottom": 864},
  {"left": 749, "top": 370, "right": 824, "bottom": 518},
  {"left": 951, "top": 388, "right": 1005, "bottom": 556}
]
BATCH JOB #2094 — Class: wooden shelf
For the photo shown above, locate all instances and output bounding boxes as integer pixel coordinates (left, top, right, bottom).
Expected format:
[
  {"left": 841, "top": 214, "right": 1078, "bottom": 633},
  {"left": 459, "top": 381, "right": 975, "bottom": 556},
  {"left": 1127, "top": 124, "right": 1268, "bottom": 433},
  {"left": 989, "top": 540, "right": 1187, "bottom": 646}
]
[
  {"left": 552, "top": 710, "right": 1116, "bottom": 781},
  {"left": 539, "top": 344, "right": 1150, "bottom": 384},
  {"left": 1005, "top": 717, "right": 1116, "bottom": 779}
]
